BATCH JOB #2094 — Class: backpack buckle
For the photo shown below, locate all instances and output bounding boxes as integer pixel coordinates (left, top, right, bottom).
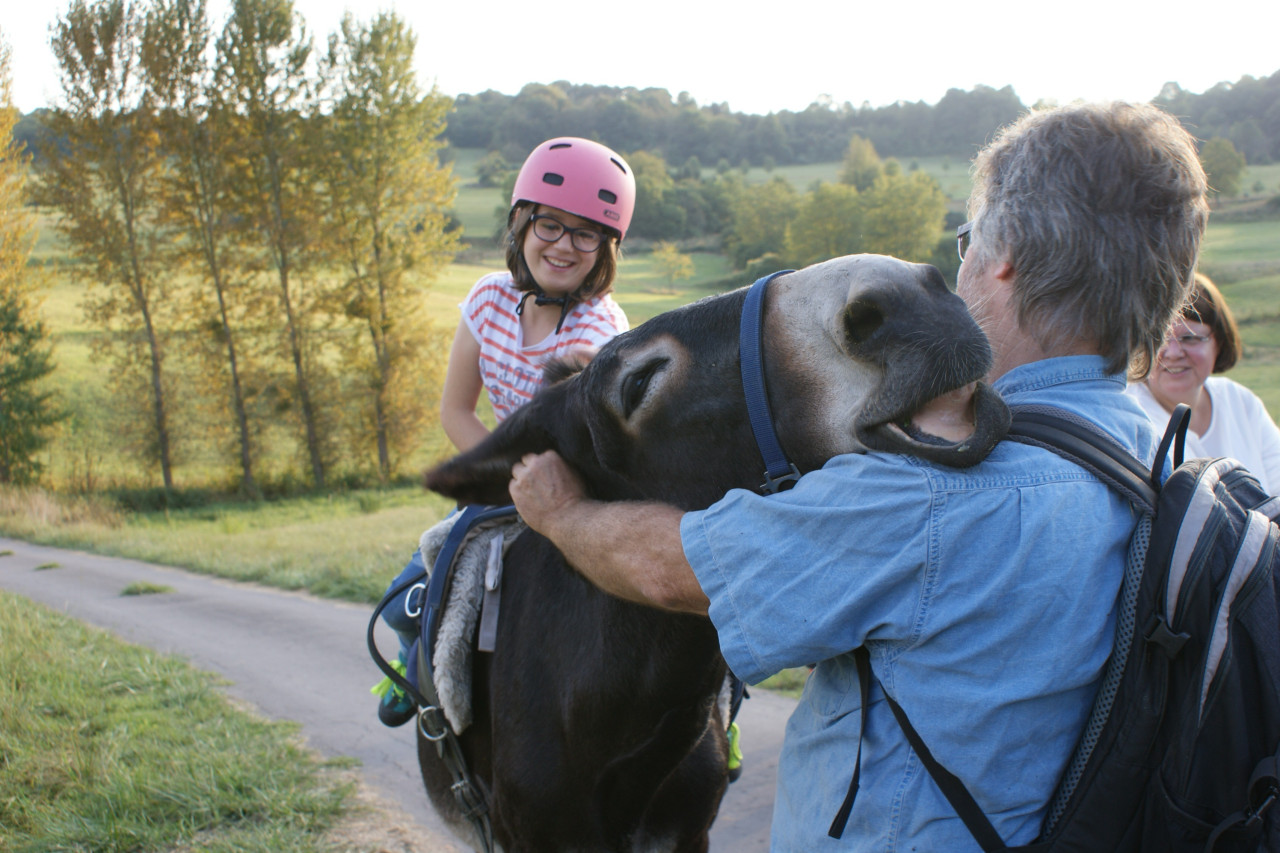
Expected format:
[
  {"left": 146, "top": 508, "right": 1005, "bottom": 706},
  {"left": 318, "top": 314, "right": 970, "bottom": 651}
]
[{"left": 1143, "top": 614, "right": 1189, "bottom": 659}]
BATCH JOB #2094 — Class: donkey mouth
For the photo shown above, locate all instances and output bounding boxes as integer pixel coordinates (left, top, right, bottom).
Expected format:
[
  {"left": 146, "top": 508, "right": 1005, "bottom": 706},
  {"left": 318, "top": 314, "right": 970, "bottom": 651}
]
[{"left": 859, "top": 381, "right": 1010, "bottom": 468}]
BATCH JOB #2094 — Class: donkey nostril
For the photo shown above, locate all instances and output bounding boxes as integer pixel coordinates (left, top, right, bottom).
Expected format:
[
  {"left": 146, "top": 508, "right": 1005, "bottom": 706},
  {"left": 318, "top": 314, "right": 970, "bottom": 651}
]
[{"left": 845, "top": 299, "right": 885, "bottom": 346}]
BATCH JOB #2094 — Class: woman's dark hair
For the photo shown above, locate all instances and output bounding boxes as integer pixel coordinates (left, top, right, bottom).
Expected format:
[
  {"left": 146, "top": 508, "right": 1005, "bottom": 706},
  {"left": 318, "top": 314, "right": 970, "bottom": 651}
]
[
  {"left": 503, "top": 203, "right": 620, "bottom": 302},
  {"left": 1185, "top": 272, "right": 1242, "bottom": 373}
]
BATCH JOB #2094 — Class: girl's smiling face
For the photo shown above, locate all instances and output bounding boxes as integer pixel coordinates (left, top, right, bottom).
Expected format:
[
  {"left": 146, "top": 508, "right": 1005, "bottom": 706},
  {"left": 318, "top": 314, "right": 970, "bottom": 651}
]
[
  {"left": 1146, "top": 318, "right": 1218, "bottom": 410},
  {"left": 521, "top": 205, "right": 603, "bottom": 296}
]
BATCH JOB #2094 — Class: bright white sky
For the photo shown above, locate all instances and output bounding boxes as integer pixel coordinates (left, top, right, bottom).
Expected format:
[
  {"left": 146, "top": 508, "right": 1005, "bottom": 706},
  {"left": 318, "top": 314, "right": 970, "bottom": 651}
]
[{"left": 4, "top": 0, "right": 1278, "bottom": 117}]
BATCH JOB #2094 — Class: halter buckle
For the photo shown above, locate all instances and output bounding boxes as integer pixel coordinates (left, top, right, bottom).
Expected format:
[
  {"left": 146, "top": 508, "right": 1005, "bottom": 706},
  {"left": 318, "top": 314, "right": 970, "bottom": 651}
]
[{"left": 760, "top": 463, "right": 801, "bottom": 495}]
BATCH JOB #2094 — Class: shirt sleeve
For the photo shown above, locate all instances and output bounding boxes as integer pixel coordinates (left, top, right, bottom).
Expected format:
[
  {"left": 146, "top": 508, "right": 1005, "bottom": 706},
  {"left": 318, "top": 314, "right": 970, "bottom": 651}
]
[
  {"left": 681, "top": 454, "right": 935, "bottom": 684},
  {"left": 459, "top": 272, "right": 510, "bottom": 343}
]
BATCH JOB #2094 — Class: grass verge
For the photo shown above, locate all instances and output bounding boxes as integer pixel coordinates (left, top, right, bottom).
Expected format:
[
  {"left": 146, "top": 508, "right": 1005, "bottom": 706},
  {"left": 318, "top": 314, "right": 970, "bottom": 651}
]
[
  {"left": 0, "top": 591, "right": 360, "bottom": 852},
  {"left": 757, "top": 667, "right": 810, "bottom": 700},
  {"left": 0, "top": 485, "right": 455, "bottom": 605}
]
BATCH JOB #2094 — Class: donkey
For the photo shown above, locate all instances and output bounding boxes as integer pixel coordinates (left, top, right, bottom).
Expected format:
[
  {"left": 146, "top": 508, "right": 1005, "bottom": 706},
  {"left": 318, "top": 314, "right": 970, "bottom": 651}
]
[{"left": 420, "top": 254, "right": 1009, "bottom": 852}]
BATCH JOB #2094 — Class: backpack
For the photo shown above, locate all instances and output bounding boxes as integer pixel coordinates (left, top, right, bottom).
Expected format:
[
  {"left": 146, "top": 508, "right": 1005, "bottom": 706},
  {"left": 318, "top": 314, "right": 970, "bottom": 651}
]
[{"left": 830, "top": 403, "right": 1280, "bottom": 852}]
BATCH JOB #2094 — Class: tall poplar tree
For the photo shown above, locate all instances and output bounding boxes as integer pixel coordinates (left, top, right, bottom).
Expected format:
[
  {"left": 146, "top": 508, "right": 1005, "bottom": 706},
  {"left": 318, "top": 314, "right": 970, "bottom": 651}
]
[
  {"left": 39, "top": 0, "right": 177, "bottom": 489},
  {"left": 317, "top": 11, "right": 458, "bottom": 480},
  {"left": 0, "top": 33, "right": 63, "bottom": 484},
  {"left": 217, "top": 0, "right": 329, "bottom": 487},
  {"left": 142, "top": 0, "right": 260, "bottom": 495}
]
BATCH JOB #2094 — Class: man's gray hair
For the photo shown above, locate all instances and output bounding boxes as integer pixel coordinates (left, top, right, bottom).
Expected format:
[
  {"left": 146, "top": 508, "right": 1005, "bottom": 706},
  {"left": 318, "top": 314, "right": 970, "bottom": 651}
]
[{"left": 968, "top": 101, "right": 1209, "bottom": 377}]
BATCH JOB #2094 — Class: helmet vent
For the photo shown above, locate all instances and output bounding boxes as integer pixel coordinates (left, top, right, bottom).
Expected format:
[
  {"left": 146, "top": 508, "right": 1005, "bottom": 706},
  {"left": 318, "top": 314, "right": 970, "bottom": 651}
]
[
  {"left": 549, "top": 142, "right": 572, "bottom": 150},
  {"left": 541, "top": 172, "right": 565, "bottom": 186},
  {"left": 609, "top": 157, "right": 628, "bottom": 174},
  {"left": 598, "top": 189, "right": 618, "bottom": 204}
]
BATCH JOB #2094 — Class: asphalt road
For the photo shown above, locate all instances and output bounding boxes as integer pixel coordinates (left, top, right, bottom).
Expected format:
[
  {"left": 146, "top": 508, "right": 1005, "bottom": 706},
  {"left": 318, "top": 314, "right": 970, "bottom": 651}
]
[{"left": 0, "top": 536, "right": 795, "bottom": 851}]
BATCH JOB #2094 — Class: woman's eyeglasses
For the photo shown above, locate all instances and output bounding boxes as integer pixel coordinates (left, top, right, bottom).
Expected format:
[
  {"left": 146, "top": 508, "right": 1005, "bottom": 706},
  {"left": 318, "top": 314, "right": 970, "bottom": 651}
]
[
  {"left": 1167, "top": 331, "right": 1212, "bottom": 350},
  {"left": 531, "top": 214, "right": 605, "bottom": 253}
]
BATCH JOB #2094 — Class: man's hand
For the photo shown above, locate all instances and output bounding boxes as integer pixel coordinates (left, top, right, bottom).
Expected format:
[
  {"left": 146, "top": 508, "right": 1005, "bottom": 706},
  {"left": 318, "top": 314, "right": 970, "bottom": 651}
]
[
  {"left": 510, "top": 451, "right": 584, "bottom": 537},
  {"left": 509, "top": 450, "right": 708, "bottom": 614}
]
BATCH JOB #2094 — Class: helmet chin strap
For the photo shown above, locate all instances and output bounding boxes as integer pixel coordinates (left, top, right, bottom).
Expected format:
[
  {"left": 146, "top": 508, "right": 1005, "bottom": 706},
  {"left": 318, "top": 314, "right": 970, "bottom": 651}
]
[{"left": 516, "top": 286, "right": 573, "bottom": 334}]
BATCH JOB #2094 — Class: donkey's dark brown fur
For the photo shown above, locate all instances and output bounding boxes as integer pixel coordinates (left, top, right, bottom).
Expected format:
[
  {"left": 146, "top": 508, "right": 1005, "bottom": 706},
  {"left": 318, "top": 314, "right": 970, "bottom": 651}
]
[{"left": 421, "top": 255, "right": 1009, "bottom": 852}]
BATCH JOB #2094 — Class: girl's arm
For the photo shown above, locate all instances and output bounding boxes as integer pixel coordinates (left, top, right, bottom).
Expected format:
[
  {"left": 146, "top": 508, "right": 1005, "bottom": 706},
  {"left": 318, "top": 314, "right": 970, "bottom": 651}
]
[{"left": 439, "top": 322, "right": 491, "bottom": 454}]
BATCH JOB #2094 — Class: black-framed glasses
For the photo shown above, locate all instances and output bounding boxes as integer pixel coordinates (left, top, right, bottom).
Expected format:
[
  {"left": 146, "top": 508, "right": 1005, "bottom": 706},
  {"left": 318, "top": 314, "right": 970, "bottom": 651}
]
[
  {"left": 956, "top": 220, "right": 974, "bottom": 262},
  {"left": 530, "top": 214, "right": 605, "bottom": 253}
]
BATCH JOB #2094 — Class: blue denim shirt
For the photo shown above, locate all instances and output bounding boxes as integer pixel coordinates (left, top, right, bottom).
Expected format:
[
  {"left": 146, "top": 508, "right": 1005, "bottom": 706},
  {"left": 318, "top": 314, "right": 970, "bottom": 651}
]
[{"left": 682, "top": 357, "right": 1159, "bottom": 851}]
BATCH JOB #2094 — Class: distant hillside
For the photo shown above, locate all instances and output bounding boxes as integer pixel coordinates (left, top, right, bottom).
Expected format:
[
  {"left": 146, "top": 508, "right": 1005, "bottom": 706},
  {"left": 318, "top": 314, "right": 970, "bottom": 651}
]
[
  {"left": 14, "top": 70, "right": 1280, "bottom": 168},
  {"left": 441, "top": 71, "right": 1280, "bottom": 167}
]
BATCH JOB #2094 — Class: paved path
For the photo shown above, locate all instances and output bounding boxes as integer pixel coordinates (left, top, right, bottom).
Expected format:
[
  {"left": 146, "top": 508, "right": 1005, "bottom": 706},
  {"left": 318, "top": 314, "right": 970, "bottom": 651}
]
[{"left": 0, "top": 536, "right": 794, "bottom": 851}]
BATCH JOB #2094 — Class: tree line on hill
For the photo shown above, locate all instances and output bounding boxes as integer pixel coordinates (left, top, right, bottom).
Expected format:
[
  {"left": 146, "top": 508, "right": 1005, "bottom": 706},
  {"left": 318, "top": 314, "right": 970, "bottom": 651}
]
[
  {"left": 439, "top": 71, "right": 1280, "bottom": 170},
  {"left": 16, "top": 65, "right": 1280, "bottom": 173}
]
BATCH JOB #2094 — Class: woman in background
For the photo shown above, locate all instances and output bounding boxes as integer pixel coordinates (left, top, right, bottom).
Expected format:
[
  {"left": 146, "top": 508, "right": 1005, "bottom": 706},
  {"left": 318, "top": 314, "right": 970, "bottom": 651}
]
[{"left": 1127, "top": 272, "right": 1280, "bottom": 493}]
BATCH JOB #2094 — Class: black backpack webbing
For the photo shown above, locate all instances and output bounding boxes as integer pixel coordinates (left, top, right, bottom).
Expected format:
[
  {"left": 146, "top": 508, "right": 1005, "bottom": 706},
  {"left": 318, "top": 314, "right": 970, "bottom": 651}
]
[{"left": 829, "top": 405, "right": 1183, "bottom": 849}]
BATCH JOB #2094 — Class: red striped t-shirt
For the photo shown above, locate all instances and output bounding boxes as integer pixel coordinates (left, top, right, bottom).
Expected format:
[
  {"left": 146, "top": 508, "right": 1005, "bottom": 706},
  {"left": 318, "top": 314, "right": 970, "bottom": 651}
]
[{"left": 461, "top": 271, "right": 629, "bottom": 422}]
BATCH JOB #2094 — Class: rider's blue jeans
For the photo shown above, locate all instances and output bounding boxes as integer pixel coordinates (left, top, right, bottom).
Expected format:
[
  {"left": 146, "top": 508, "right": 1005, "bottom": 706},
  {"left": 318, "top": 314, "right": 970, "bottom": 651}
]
[{"left": 381, "top": 550, "right": 426, "bottom": 691}]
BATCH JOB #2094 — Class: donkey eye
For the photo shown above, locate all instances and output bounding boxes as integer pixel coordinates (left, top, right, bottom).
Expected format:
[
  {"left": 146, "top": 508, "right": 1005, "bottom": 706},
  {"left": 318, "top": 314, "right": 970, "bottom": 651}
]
[{"left": 620, "top": 359, "right": 666, "bottom": 419}]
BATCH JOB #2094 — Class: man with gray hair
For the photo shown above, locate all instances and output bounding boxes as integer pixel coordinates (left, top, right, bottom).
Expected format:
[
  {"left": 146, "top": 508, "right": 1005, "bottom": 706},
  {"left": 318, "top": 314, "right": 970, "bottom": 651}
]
[{"left": 508, "top": 101, "right": 1209, "bottom": 849}]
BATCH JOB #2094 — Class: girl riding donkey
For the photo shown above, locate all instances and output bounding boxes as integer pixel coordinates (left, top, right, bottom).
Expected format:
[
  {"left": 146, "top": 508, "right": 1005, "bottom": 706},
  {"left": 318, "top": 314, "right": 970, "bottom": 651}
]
[{"left": 373, "top": 137, "right": 635, "bottom": 726}]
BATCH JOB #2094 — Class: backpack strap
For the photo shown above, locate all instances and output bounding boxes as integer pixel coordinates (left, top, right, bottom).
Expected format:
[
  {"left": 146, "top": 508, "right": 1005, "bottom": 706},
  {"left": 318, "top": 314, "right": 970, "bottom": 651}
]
[
  {"left": 879, "top": 673, "right": 1009, "bottom": 851},
  {"left": 828, "top": 649, "right": 1009, "bottom": 849},
  {"left": 1205, "top": 742, "right": 1280, "bottom": 851},
  {"left": 828, "top": 647, "right": 873, "bottom": 838},
  {"left": 1007, "top": 404, "right": 1163, "bottom": 513}
]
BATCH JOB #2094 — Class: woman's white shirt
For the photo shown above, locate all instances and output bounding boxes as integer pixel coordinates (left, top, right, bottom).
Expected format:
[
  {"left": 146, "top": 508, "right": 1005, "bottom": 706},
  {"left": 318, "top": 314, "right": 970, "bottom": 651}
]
[{"left": 1127, "top": 377, "right": 1280, "bottom": 494}]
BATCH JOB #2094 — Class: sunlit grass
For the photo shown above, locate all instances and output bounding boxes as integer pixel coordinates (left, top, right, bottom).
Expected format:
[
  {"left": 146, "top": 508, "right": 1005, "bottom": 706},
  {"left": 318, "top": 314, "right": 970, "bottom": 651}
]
[
  {"left": 0, "top": 485, "right": 454, "bottom": 604},
  {"left": 1201, "top": 219, "right": 1280, "bottom": 276},
  {"left": 120, "top": 581, "right": 173, "bottom": 595},
  {"left": 0, "top": 592, "right": 356, "bottom": 852}
]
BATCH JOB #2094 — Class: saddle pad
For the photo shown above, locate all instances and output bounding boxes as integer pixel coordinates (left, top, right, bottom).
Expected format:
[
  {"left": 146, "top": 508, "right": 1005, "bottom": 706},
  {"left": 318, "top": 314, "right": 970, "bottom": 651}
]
[{"left": 419, "top": 511, "right": 527, "bottom": 733}]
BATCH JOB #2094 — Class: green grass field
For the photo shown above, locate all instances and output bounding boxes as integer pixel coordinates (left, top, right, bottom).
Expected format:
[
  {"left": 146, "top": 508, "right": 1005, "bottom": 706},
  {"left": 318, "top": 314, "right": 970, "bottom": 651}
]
[{"left": 0, "top": 591, "right": 364, "bottom": 852}]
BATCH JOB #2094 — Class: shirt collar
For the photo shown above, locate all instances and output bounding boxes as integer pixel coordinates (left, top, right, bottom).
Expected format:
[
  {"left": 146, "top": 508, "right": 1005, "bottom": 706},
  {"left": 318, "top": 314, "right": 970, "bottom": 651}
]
[{"left": 995, "top": 355, "right": 1126, "bottom": 398}]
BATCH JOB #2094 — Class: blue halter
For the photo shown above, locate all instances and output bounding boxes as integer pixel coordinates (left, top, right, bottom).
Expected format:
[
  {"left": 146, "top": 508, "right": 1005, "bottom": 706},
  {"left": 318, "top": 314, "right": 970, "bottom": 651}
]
[{"left": 739, "top": 270, "right": 799, "bottom": 494}]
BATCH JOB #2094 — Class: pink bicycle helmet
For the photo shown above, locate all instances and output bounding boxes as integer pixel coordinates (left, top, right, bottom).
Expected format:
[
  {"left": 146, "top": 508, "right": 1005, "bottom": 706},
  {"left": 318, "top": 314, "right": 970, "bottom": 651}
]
[{"left": 511, "top": 137, "right": 636, "bottom": 241}]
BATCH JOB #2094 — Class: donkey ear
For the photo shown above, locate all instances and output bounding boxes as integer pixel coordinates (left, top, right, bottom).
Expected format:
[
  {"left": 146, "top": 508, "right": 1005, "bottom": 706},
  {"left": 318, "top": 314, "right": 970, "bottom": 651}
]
[
  {"left": 423, "top": 452, "right": 518, "bottom": 506},
  {"left": 423, "top": 387, "right": 565, "bottom": 506}
]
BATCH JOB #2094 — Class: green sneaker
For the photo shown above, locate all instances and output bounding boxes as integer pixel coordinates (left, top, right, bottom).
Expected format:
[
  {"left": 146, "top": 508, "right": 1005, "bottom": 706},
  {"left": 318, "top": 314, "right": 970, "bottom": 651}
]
[
  {"left": 727, "top": 721, "right": 744, "bottom": 782},
  {"left": 371, "top": 654, "right": 416, "bottom": 728}
]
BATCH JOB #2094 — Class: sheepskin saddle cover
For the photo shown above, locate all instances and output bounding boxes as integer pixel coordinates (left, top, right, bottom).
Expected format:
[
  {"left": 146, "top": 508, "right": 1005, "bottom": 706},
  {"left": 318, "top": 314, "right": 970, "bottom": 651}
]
[{"left": 418, "top": 510, "right": 526, "bottom": 734}]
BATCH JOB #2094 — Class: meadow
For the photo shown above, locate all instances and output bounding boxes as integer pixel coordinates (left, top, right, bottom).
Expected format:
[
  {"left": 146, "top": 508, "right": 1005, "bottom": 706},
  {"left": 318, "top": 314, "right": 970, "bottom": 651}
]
[{"left": 11, "top": 150, "right": 1280, "bottom": 598}]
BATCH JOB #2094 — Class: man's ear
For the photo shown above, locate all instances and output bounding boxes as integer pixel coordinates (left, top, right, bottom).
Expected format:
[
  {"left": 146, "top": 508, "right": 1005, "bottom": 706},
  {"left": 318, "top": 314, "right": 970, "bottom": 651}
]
[{"left": 993, "top": 259, "right": 1016, "bottom": 282}]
